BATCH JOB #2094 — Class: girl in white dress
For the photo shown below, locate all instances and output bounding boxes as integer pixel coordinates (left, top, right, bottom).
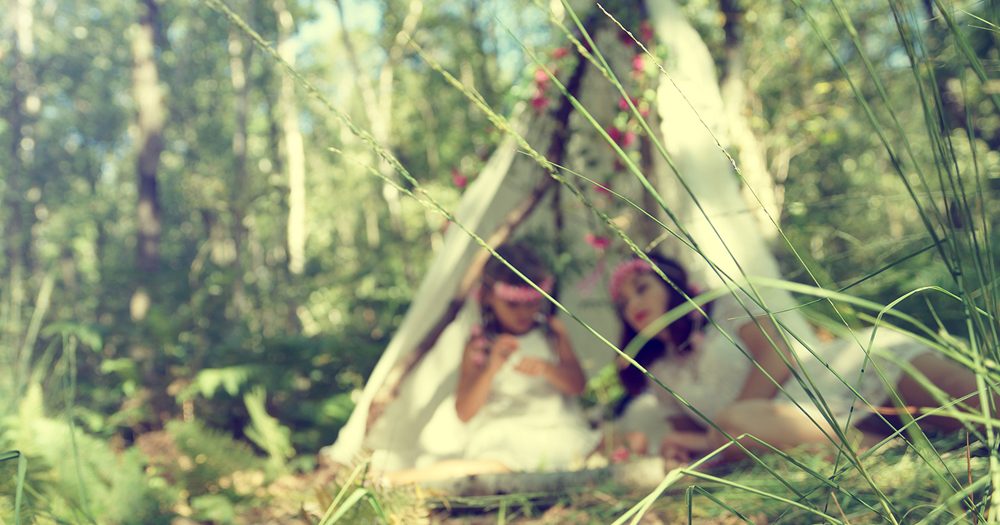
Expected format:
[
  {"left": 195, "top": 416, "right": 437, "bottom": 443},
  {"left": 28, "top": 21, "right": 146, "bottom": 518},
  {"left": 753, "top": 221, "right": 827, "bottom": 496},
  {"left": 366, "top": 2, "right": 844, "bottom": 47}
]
[
  {"left": 455, "top": 243, "right": 600, "bottom": 471},
  {"left": 610, "top": 253, "right": 985, "bottom": 463}
]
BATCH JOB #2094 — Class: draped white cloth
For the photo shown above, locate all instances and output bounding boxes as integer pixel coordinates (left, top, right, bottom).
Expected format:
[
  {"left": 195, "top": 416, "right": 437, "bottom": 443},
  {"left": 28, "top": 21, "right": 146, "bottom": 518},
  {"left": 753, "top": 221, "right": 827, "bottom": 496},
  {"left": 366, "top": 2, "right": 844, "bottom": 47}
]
[{"left": 324, "top": 0, "right": 908, "bottom": 470}]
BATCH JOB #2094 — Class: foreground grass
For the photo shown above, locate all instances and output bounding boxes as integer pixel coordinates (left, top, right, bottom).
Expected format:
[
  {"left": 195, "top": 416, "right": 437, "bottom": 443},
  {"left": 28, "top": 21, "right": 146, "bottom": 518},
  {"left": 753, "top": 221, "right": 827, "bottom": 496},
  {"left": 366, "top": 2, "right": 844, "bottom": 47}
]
[
  {"left": 0, "top": 430, "right": 985, "bottom": 524},
  {"left": 312, "top": 433, "right": 983, "bottom": 524}
]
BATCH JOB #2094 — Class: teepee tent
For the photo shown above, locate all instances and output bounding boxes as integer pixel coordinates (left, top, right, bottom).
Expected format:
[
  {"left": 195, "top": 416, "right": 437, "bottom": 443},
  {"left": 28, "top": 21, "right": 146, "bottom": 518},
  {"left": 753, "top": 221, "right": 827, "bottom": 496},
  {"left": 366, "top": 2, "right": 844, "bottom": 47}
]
[{"left": 323, "top": 0, "right": 818, "bottom": 471}]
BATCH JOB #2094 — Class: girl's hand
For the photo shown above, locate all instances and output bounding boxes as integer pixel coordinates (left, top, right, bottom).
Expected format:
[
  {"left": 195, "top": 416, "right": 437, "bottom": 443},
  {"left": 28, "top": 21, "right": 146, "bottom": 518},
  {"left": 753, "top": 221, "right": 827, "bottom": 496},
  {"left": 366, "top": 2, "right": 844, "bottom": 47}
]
[
  {"left": 487, "top": 335, "right": 519, "bottom": 372},
  {"left": 514, "top": 356, "right": 551, "bottom": 377},
  {"left": 548, "top": 316, "right": 569, "bottom": 338}
]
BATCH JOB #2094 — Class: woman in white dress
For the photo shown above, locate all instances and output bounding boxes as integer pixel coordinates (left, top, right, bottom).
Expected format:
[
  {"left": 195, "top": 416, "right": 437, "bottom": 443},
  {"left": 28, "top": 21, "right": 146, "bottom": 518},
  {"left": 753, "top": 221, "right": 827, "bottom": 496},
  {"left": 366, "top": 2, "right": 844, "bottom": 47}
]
[{"left": 610, "top": 253, "right": 985, "bottom": 462}]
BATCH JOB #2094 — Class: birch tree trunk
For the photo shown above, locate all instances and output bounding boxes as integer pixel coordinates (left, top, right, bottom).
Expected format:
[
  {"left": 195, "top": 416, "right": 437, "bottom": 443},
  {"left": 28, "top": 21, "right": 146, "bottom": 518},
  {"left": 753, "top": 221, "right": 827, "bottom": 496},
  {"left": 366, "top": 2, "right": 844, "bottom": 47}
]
[
  {"left": 374, "top": 0, "right": 422, "bottom": 236},
  {"left": 4, "top": 0, "right": 37, "bottom": 327},
  {"left": 130, "top": 0, "right": 169, "bottom": 423},
  {"left": 131, "top": 0, "right": 164, "bottom": 311},
  {"left": 228, "top": 11, "right": 253, "bottom": 317},
  {"left": 334, "top": 0, "right": 422, "bottom": 250},
  {"left": 275, "top": 0, "right": 307, "bottom": 276}
]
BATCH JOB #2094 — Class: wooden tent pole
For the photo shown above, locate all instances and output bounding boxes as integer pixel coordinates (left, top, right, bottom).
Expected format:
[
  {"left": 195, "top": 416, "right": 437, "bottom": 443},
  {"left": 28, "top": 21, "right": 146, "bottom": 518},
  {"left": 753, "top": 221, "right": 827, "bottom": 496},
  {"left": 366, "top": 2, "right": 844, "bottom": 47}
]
[{"left": 365, "top": 35, "right": 593, "bottom": 432}]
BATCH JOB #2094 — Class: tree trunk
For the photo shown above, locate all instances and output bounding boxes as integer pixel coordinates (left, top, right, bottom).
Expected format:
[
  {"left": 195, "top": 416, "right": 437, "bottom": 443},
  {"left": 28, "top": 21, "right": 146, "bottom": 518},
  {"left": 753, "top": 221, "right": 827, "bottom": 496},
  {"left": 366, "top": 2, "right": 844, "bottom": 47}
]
[
  {"left": 4, "top": 0, "right": 37, "bottom": 329},
  {"left": 921, "top": 1, "right": 1000, "bottom": 151},
  {"left": 275, "top": 0, "right": 307, "bottom": 276},
  {"left": 130, "top": 0, "right": 168, "bottom": 424},
  {"left": 132, "top": 0, "right": 164, "bottom": 281},
  {"left": 228, "top": 13, "right": 253, "bottom": 317},
  {"left": 334, "top": 0, "right": 422, "bottom": 253}
]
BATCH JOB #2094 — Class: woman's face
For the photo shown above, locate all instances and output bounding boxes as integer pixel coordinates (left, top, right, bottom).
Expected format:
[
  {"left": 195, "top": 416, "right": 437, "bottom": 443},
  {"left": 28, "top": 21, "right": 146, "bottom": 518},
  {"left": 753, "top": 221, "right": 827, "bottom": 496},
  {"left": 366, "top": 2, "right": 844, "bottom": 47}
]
[{"left": 618, "top": 271, "right": 670, "bottom": 333}]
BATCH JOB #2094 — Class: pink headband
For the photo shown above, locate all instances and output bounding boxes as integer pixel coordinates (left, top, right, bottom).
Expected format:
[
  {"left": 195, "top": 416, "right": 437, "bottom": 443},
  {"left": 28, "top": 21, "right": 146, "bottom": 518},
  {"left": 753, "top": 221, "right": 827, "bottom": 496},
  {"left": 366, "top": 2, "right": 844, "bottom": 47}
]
[
  {"left": 609, "top": 259, "right": 652, "bottom": 302},
  {"left": 491, "top": 277, "right": 554, "bottom": 303}
]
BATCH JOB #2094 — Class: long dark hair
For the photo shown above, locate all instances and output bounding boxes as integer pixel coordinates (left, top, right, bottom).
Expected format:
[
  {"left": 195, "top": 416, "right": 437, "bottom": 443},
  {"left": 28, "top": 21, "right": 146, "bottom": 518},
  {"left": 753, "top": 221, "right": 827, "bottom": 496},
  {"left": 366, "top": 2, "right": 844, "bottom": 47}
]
[
  {"left": 616, "top": 253, "right": 713, "bottom": 396},
  {"left": 479, "top": 242, "right": 551, "bottom": 338}
]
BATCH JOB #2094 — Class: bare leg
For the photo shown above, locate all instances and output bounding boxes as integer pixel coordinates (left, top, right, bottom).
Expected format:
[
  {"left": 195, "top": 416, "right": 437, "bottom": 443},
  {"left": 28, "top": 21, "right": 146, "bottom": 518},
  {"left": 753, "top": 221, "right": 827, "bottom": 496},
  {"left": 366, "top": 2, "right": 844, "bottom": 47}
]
[
  {"left": 894, "top": 352, "right": 987, "bottom": 432},
  {"left": 382, "top": 458, "right": 511, "bottom": 486},
  {"left": 709, "top": 400, "right": 853, "bottom": 461}
]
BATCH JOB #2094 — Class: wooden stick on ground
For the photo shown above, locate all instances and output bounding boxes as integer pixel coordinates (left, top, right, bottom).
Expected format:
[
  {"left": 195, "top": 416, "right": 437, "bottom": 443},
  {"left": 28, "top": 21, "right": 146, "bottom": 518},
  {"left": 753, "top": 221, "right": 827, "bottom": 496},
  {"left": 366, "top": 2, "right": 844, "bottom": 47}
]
[{"left": 414, "top": 457, "right": 671, "bottom": 497}]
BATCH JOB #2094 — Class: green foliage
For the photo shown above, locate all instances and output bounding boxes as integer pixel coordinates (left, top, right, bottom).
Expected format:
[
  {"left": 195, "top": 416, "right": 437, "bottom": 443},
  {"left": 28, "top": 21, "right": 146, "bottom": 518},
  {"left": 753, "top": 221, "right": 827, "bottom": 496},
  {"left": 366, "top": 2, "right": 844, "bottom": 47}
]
[
  {"left": 177, "top": 332, "right": 380, "bottom": 454},
  {"left": 1, "top": 384, "right": 172, "bottom": 524},
  {"left": 243, "top": 387, "right": 295, "bottom": 471},
  {"left": 164, "top": 420, "right": 265, "bottom": 496}
]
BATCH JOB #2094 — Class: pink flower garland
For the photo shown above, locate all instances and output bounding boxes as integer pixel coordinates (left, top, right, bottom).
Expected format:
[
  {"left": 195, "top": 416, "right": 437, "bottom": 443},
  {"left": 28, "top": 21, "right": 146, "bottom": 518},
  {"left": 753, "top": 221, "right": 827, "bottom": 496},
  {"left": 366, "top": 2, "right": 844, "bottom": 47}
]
[
  {"left": 609, "top": 259, "right": 653, "bottom": 302},
  {"left": 492, "top": 276, "right": 554, "bottom": 303}
]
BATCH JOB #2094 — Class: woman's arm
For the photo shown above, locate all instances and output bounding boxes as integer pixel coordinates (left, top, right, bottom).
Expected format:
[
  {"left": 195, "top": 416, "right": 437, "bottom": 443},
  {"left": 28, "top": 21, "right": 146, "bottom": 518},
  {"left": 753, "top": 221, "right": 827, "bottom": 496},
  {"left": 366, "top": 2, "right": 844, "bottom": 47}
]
[
  {"left": 667, "top": 413, "right": 704, "bottom": 432},
  {"left": 734, "top": 317, "right": 796, "bottom": 401},
  {"left": 515, "top": 317, "right": 586, "bottom": 396},
  {"left": 455, "top": 334, "right": 518, "bottom": 421}
]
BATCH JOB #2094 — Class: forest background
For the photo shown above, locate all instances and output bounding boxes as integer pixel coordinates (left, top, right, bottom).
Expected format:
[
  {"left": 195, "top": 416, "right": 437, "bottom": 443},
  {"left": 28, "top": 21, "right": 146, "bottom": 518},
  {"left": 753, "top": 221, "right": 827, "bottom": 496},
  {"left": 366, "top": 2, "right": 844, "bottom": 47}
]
[{"left": 0, "top": 0, "right": 998, "bottom": 522}]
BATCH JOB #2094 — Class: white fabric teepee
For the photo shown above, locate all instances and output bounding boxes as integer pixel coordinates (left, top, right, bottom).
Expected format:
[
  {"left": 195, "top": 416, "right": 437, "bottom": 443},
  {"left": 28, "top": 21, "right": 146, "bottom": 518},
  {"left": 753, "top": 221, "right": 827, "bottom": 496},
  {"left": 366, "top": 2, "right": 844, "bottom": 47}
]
[{"left": 323, "top": 0, "right": 817, "bottom": 471}]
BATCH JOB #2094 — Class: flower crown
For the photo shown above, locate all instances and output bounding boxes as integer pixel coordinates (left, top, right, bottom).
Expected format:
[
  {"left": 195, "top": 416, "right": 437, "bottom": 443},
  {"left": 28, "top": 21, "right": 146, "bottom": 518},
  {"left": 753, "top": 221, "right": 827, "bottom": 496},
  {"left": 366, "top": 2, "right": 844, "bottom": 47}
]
[
  {"left": 490, "top": 276, "right": 554, "bottom": 303},
  {"left": 609, "top": 259, "right": 653, "bottom": 302}
]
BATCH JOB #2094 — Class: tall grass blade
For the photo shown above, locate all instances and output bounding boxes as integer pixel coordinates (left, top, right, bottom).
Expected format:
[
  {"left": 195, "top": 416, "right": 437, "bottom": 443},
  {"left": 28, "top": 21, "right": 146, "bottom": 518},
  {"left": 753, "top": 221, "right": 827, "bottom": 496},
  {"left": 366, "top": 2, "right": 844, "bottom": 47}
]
[
  {"left": 318, "top": 487, "right": 371, "bottom": 525},
  {"left": 1, "top": 451, "right": 28, "bottom": 525},
  {"left": 687, "top": 486, "right": 755, "bottom": 524}
]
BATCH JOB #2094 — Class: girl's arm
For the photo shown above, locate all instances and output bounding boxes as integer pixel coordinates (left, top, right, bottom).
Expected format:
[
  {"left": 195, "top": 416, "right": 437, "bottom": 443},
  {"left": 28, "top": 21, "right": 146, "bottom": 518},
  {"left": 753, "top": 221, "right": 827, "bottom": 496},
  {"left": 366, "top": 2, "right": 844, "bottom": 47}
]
[
  {"left": 515, "top": 317, "right": 586, "bottom": 396},
  {"left": 455, "top": 334, "right": 518, "bottom": 422},
  {"left": 734, "top": 317, "right": 796, "bottom": 401}
]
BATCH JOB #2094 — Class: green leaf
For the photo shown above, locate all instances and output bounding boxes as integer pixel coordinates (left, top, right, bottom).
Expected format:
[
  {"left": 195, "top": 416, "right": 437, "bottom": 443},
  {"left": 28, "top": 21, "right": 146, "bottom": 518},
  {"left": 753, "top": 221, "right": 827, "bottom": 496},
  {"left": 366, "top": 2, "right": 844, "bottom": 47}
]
[{"left": 40, "top": 322, "right": 102, "bottom": 351}]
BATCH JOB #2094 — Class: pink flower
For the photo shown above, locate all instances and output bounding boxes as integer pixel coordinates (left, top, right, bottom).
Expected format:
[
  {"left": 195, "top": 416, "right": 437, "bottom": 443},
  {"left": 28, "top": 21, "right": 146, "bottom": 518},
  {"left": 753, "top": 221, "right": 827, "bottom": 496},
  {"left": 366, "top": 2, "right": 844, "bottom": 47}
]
[
  {"left": 594, "top": 182, "right": 613, "bottom": 195},
  {"left": 451, "top": 168, "right": 468, "bottom": 189},
  {"left": 640, "top": 20, "right": 654, "bottom": 43},
  {"left": 608, "top": 126, "right": 636, "bottom": 147},
  {"left": 551, "top": 47, "right": 569, "bottom": 59},
  {"left": 607, "top": 126, "right": 623, "bottom": 144},
  {"left": 534, "top": 67, "right": 549, "bottom": 87},
  {"left": 618, "top": 96, "right": 639, "bottom": 111},
  {"left": 585, "top": 233, "right": 611, "bottom": 250},
  {"left": 531, "top": 93, "right": 550, "bottom": 113},
  {"left": 631, "top": 54, "right": 645, "bottom": 75}
]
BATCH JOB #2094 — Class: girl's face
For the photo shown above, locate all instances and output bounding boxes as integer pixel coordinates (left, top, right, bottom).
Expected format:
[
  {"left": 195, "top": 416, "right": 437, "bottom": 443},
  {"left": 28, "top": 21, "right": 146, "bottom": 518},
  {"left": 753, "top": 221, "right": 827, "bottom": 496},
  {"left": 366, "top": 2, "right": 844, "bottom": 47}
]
[
  {"left": 486, "top": 291, "right": 543, "bottom": 335},
  {"left": 618, "top": 271, "right": 670, "bottom": 333}
]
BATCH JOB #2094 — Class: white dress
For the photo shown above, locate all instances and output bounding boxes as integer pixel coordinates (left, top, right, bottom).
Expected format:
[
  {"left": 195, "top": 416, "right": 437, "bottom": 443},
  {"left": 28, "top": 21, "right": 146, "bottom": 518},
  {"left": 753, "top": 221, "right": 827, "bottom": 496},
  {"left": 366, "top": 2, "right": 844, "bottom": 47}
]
[
  {"left": 627, "top": 293, "right": 928, "bottom": 434},
  {"left": 463, "top": 328, "right": 601, "bottom": 471}
]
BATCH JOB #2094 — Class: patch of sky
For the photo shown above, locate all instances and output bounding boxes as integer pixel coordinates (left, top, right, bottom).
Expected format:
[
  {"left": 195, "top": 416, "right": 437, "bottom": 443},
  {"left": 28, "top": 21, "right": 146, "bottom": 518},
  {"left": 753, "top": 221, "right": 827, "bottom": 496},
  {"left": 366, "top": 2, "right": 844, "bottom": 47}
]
[
  {"left": 297, "top": 0, "right": 382, "bottom": 51},
  {"left": 295, "top": 0, "right": 557, "bottom": 87}
]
